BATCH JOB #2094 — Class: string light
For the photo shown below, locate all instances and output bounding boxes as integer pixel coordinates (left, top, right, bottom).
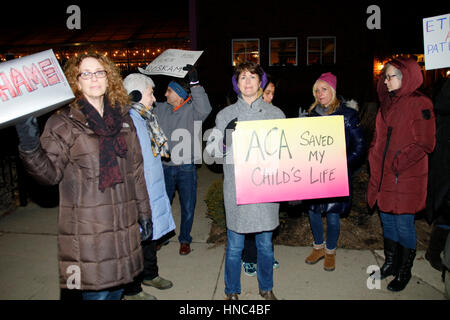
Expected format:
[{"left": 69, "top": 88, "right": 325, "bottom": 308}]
[{"left": 0, "top": 44, "right": 189, "bottom": 71}]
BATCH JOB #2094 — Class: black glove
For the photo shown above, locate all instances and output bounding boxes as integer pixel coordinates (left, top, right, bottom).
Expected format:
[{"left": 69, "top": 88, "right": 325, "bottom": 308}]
[
  {"left": 139, "top": 217, "right": 153, "bottom": 242},
  {"left": 223, "top": 118, "right": 238, "bottom": 147},
  {"left": 183, "top": 64, "right": 199, "bottom": 86},
  {"left": 15, "top": 116, "right": 40, "bottom": 151}
]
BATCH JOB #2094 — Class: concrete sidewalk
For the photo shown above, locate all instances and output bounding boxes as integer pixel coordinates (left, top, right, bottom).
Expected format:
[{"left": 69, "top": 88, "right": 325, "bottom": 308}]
[{"left": 0, "top": 165, "right": 446, "bottom": 300}]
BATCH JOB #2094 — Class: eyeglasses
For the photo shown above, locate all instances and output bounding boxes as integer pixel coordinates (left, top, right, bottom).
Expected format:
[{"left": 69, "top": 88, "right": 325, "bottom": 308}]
[
  {"left": 77, "top": 70, "right": 107, "bottom": 80},
  {"left": 385, "top": 74, "right": 397, "bottom": 81}
]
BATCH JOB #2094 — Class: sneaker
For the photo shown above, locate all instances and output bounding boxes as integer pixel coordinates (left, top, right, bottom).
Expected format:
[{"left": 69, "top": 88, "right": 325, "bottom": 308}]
[
  {"left": 273, "top": 259, "right": 280, "bottom": 269},
  {"left": 143, "top": 276, "right": 173, "bottom": 290},
  {"left": 123, "top": 291, "right": 157, "bottom": 300},
  {"left": 242, "top": 262, "right": 257, "bottom": 276}
]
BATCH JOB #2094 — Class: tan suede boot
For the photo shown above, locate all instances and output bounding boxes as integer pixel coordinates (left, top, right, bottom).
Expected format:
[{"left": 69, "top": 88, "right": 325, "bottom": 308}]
[
  {"left": 324, "top": 248, "right": 336, "bottom": 271},
  {"left": 305, "top": 243, "right": 325, "bottom": 264}
]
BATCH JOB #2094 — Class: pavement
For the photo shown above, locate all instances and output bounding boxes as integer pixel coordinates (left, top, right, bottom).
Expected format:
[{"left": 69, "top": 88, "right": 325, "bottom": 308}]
[{"left": 0, "top": 165, "right": 447, "bottom": 300}]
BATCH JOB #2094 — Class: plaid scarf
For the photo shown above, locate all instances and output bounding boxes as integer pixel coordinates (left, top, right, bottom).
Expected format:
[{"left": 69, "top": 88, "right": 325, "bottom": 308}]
[
  {"left": 131, "top": 102, "right": 170, "bottom": 158},
  {"left": 79, "top": 98, "right": 128, "bottom": 192}
]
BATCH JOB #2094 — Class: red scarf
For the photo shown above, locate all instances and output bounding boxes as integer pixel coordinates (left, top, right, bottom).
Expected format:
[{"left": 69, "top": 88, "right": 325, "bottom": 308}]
[{"left": 79, "top": 98, "right": 128, "bottom": 192}]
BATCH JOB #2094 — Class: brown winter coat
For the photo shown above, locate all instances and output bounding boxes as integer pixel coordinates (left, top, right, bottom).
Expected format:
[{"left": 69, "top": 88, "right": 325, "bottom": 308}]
[
  {"left": 19, "top": 103, "right": 151, "bottom": 291},
  {"left": 367, "top": 57, "right": 436, "bottom": 214}
]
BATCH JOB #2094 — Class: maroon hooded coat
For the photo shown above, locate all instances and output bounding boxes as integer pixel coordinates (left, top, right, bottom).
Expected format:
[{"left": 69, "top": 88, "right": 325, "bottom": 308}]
[{"left": 367, "top": 57, "right": 436, "bottom": 214}]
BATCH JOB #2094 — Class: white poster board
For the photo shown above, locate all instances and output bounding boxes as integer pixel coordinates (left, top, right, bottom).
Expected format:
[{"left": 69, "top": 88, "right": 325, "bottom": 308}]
[
  {"left": 423, "top": 13, "right": 450, "bottom": 70},
  {"left": 0, "top": 49, "right": 74, "bottom": 128},
  {"left": 138, "top": 49, "right": 203, "bottom": 78}
]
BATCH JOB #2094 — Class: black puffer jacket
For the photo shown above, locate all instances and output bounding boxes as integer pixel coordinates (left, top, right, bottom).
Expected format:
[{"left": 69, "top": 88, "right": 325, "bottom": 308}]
[
  {"left": 426, "top": 78, "right": 450, "bottom": 225},
  {"left": 302, "top": 99, "right": 366, "bottom": 215}
]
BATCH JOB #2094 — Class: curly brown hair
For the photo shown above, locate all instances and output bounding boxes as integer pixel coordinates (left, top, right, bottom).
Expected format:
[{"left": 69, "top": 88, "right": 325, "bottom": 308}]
[{"left": 64, "top": 52, "right": 130, "bottom": 110}]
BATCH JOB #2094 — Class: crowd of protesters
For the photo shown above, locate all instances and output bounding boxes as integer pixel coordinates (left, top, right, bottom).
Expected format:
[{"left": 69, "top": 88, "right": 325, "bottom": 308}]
[{"left": 12, "top": 50, "right": 448, "bottom": 300}]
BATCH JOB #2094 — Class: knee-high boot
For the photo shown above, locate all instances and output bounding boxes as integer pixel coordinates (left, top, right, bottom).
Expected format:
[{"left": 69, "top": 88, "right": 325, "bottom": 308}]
[
  {"left": 380, "top": 238, "right": 400, "bottom": 280},
  {"left": 387, "top": 245, "right": 416, "bottom": 292}
]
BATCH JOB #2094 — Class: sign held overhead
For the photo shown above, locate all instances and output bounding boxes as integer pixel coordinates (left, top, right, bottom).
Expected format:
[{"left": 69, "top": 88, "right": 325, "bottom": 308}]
[{"left": 138, "top": 49, "right": 203, "bottom": 78}]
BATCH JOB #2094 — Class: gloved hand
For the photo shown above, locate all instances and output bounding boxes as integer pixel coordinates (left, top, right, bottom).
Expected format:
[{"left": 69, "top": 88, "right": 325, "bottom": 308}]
[
  {"left": 183, "top": 64, "right": 199, "bottom": 86},
  {"left": 223, "top": 118, "right": 238, "bottom": 147},
  {"left": 299, "top": 108, "right": 309, "bottom": 117},
  {"left": 139, "top": 217, "right": 153, "bottom": 242},
  {"left": 15, "top": 116, "right": 40, "bottom": 151}
]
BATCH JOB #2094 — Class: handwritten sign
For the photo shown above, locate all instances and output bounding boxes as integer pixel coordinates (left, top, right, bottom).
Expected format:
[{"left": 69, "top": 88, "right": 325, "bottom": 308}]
[
  {"left": 138, "top": 49, "right": 203, "bottom": 78},
  {"left": 423, "top": 13, "right": 450, "bottom": 70},
  {"left": 232, "top": 116, "right": 349, "bottom": 205},
  {"left": 0, "top": 49, "right": 74, "bottom": 128}
]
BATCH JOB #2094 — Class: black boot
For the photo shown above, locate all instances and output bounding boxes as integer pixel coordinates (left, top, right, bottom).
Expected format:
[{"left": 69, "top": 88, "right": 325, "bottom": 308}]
[
  {"left": 380, "top": 238, "right": 400, "bottom": 280},
  {"left": 387, "top": 245, "right": 416, "bottom": 292},
  {"left": 425, "top": 225, "right": 449, "bottom": 272}
]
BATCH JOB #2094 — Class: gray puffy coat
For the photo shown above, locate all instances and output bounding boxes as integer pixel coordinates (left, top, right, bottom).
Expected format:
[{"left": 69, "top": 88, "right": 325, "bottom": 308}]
[{"left": 213, "top": 96, "right": 285, "bottom": 233}]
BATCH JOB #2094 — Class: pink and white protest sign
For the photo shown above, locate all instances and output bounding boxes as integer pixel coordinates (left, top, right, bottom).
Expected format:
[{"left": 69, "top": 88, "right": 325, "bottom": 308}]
[
  {"left": 0, "top": 49, "right": 74, "bottom": 128},
  {"left": 232, "top": 116, "right": 349, "bottom": 205}
]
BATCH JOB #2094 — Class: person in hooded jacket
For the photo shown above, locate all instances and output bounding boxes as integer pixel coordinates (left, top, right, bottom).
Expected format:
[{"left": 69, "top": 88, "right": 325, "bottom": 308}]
[
  {"left": 14, "top": 52, "right": 152, "bottom": 300},
  {"left": 367, "top": 57, "right": 436, "bottom": 292},
  {"left": 300, "top": 72, "right": 365, "bottom": 272}
]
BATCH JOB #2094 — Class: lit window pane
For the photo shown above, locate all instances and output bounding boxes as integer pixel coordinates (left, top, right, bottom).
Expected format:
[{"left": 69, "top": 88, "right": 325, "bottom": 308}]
[
  {"left": 232, "top": 39, "right": 259, "bottom": 65},
  {"left": 307, "top": 37, "right": 335, "bottom": 65},
  {"left": 270, "top": 38, "right": 297, "bottom": 66}
]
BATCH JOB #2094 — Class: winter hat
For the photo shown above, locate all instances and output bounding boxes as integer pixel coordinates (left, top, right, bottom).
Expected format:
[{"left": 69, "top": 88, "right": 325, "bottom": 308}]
[
  {"left": 168, "top": 81, "right": 189, "bottom": 100},
  {"left": 317, "top": 72, "right": 337, "bottom": 91}
]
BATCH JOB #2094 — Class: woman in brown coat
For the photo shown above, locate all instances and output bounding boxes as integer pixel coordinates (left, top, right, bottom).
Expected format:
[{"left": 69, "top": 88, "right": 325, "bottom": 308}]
[{"left": 15, "top": 53, "right": 152, "bottom": 300}]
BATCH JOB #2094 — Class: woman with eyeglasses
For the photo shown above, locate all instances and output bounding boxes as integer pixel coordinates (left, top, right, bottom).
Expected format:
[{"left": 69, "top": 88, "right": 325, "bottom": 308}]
[
  {"left": 15, "top": 52, "right": 152, "bottom": 300},
  {"left": 367, "top": 57, "right": 436, "bottom": 292}
]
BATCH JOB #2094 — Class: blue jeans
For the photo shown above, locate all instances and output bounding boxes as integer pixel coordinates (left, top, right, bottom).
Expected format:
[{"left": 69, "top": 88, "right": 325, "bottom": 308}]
[
  {"left": 225, "top": 229, "right": 274, "bottom": 294},
  {"left": 308, "top": 210, "right": 340, "bottom": 250},
  {"left": 81, "top": 287, "right": 123, "bottom": 300},
  {"left": 380, "top": 212, "right": 416, "bottom": 249},
  {"left": 163, "top": 164, "right": 197, "bottom": 244}
]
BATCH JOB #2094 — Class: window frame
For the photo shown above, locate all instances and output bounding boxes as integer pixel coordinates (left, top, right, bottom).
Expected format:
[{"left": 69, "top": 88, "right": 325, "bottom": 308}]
[
  {"left": 231, "top": 38, "right": 260, "bottom": 66},
  {"left": 306, "top": 36, "right": 336, "bottom": 65},
  {"left": 268, "top": 37, "right": 298, "bottom": 66}
]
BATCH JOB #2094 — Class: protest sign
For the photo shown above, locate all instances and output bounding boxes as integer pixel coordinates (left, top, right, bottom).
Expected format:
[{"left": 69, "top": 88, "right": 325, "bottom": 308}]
[
  {"left": 232, "top": 116, "right": 349, "bottom": 205},
  {"left": 0, "top": 49, "right": 74, "bottom": 128},
  {"left": 423, "top": 13, "right": 450, "bottom": 70},
  {"left": 138, "top": 49, "right": 203, "bottom": 78}
]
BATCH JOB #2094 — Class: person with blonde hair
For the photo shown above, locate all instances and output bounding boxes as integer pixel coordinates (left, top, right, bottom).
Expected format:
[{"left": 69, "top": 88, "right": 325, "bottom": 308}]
[
  {"left": 15, "top": 52, "right": 152, "bottom": 300},
  {"left": 300, "top": 72, "right": 365, "bottom": 272}
]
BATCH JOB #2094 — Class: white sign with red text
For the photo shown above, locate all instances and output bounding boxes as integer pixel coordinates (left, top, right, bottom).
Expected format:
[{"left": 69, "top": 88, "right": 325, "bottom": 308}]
[{"left": 0, "top": 49, "right": 74, "bottom": 128}]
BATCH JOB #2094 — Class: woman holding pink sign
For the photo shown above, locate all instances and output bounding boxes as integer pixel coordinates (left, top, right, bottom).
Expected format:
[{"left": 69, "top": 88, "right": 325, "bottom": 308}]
[
  {"left": 301, "top": 72, "right": 365, "bottom": 272},
  {"left": 213, "top": 61, "right": 285, "bottom": 300}
]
